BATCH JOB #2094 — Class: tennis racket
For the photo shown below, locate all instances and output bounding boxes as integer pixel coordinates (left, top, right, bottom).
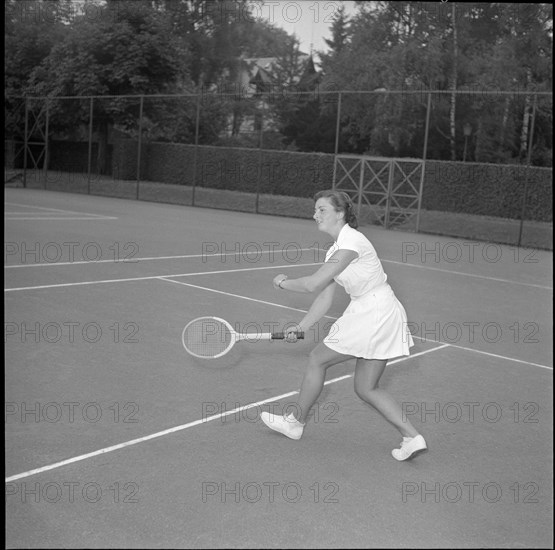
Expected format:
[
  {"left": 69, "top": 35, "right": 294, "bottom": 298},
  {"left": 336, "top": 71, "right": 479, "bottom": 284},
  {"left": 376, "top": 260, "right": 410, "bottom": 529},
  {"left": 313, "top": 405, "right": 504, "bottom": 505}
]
[{"left": 181, "top": 316, "right": 304, "bottom": 359}]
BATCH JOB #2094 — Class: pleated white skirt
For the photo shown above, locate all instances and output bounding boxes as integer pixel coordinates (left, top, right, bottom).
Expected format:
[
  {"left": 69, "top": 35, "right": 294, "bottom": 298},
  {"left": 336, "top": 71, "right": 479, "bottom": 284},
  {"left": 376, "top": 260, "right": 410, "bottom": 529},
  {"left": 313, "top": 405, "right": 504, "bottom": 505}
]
[{"left": 323, "top": 284, "right": 414, "bottom": 360}]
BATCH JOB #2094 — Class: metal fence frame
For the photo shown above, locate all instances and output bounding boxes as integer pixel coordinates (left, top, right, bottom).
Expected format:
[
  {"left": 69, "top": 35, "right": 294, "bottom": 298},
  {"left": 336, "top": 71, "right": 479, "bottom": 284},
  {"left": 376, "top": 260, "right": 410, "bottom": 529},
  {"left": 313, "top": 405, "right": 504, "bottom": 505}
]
[{"left": 7, "top": 89, "right": 553, "bottom": 246}]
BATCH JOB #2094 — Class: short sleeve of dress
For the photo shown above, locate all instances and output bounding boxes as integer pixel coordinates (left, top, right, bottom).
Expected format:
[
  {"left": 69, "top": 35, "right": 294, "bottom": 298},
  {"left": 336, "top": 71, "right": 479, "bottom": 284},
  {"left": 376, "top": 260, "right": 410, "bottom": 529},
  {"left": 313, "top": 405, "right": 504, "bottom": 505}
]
[
  {"left": 336, "top": 225, "right": 370, "bottom": 257},
  {"left": 325, "top": 225, "right": 387, "bottom": 296}
]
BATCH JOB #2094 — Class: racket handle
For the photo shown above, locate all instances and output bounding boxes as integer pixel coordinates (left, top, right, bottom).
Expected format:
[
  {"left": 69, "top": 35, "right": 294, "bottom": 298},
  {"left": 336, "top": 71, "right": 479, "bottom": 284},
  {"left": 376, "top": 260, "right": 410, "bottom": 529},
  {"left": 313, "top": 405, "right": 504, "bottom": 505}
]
[{"left": 271, "top": 332, "right": 305, "bottom": 340}]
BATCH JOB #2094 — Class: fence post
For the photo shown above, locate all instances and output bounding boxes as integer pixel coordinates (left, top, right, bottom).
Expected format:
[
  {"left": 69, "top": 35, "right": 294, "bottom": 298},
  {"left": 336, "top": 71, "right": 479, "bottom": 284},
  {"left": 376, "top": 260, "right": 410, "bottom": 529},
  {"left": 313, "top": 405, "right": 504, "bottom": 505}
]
[
  {"left": 416, "top": 92, "right": 432, "bottom": 233},
  {"left": 385, "top": 159, "right": 393, "bottom": 229},
  {"left": 87, "top": 97, "right": 93, "bottom": 194},
  {"left": 332, "top": 92, "right": 342, "bottom": 188},
  {"left": 517, "top": 94, "right": 537, "bottom": 248},
  {"left": 256, "top": 99, "right": 264, "bottom": 214},
  {"left": 357, "top": 158, "right": 363, "bottom": 220},
  {"left": 43, "top": 99, "right": 50, "bottom": 189},
  {"left": 192, "top": 89, "right": 202, "bottom": 206},
  {"left": 23, "top": 97, "right": 28, "bottom": 188},
  {"left": 136, "top": 95, "right": 144, "bottom": 200}
]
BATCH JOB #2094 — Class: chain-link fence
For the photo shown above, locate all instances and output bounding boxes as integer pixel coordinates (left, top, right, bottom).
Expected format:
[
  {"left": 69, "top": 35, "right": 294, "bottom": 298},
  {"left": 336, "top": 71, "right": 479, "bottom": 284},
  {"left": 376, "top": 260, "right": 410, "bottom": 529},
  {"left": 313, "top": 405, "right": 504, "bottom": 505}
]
[{"left": 4, "top": 89, "right": 552, "bottom": 249}]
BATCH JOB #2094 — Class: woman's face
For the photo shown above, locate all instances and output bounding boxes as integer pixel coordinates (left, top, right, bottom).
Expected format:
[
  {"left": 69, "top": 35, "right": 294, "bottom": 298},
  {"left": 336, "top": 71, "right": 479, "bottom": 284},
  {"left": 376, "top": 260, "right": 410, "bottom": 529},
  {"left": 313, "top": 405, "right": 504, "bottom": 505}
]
[{"left": 313, "top": 197, "right": 343, "bottom": 234}]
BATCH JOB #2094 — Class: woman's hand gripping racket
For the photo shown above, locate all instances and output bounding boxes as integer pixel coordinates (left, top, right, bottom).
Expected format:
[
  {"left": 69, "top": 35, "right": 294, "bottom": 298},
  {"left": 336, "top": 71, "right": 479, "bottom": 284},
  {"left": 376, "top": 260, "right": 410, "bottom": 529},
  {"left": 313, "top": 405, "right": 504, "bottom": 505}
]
[{"left": 182, "top": 316, "right": 304, "bottom": 359}]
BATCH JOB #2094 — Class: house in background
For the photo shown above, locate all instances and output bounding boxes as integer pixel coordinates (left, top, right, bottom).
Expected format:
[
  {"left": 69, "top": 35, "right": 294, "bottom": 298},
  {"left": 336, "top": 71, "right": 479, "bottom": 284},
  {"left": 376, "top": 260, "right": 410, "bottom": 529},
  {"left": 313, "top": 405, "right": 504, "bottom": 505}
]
[
  {"left": 224, "top": 53, "right": 320, "bottom": 141},
  {"left": 237, "top": 57, "right": 279, "bottom": 98}
]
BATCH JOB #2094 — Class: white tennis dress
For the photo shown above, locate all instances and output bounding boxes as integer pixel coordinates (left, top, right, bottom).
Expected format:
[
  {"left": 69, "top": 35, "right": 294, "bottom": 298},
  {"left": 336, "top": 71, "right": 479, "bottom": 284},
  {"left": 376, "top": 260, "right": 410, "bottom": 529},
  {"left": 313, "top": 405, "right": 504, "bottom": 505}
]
[{"left": 323, "top": 224, "right": 414, "bottom": 360}]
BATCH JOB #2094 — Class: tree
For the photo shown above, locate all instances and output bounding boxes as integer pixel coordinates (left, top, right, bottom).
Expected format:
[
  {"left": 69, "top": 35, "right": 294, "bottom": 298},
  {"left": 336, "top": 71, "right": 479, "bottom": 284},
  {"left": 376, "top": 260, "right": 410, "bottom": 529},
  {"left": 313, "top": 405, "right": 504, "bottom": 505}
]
[
  {"left": 318, "top": 2, "right": 552, "bottom": 164},
  {"left": 7, "top": 0, "right": 301, "bottom": 160},
  {"left": 270, "top": 5, "right": 354, "bottom": 153},
  {"left": 26, "top": 1, "right": 183, "bottom": 172},
  {"left": 454, "top": 3, "right": 552, "bottom": 164},
  {"left": 501, "top": 3, "right": 552, "bottom": 161},
  {"left": 9, "top": 1, "right": 550, "bottom": 168},
  {"left": 276, "top": 56, "right": 334, "bottom": 152},
  {"left": 238, "top": 20, "right": 294, "bottom": 59},
  {"left": 4, "top": 0, "right": 71, "bottom": 140},
  {"left": 266, "top": 35, "right": 309, "bottom": 150},
  {"left": 319, "top": 3, "right": 351, "bottom": 72}
]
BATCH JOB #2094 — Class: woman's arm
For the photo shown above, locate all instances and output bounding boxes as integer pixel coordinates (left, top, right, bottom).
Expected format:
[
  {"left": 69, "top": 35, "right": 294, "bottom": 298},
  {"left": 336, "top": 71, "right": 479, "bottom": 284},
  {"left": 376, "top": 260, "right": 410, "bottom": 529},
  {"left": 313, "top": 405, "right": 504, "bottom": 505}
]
[
  {"left": 297, "top": 280, "right": 337, "bottom": 332},
  {"left": 274, "top": 249, "right": 357, "bottom": 294}
]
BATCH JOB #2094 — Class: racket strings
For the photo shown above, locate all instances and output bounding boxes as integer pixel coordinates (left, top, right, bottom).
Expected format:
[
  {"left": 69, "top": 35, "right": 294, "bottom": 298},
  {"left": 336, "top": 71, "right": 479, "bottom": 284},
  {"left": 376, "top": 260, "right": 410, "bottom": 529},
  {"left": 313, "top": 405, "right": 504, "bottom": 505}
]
[{"left": 183, "top": 319, "right": 233, "bottom": 358}]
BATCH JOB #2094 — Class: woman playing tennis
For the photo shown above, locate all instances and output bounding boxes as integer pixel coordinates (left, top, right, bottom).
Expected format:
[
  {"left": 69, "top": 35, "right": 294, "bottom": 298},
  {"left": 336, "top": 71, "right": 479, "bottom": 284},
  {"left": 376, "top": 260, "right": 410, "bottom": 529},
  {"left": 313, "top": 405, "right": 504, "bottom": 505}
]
[{"left": 260, "top": 190, "right": 427, "bottom": 461}]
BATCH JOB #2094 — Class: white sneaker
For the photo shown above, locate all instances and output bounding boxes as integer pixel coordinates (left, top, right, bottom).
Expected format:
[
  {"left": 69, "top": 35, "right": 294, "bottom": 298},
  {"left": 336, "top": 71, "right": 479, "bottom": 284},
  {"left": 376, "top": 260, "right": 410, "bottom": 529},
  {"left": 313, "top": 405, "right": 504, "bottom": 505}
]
[
  {"left": 392, "top": 435, "right": 427, "bottom": 461},
  {"left": 260, "top": 412, "right": 305, "bottom": 440}
]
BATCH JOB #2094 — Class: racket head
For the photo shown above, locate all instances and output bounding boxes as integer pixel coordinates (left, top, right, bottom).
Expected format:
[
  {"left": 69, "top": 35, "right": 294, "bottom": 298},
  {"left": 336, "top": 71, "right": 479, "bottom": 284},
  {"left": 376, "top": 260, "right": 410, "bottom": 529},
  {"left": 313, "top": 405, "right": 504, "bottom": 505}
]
[{"left": 182, "top": 316, "right": 236, "bottom": 359}]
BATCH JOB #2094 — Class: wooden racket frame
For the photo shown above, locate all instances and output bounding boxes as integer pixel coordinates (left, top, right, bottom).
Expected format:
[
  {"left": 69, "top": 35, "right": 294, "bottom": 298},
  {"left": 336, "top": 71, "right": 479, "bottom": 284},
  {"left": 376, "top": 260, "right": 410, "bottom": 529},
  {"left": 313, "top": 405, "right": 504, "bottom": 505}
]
[{"left": 181, "top": 316, "right": 304, "bottom": 359}]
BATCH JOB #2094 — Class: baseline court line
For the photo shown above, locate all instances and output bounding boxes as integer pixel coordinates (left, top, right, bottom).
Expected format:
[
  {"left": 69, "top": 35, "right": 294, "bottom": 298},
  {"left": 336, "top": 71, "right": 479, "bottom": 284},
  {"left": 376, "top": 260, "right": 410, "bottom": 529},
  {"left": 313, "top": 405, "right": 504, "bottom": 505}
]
[
  {"left": 5, "top": 248, "right": 319, "bottom": 269},
  {"left": 159, "top": 277, "right": 553, "bottom": 371},
  {"left": 5, "top": 254, "right": 553, "bottom": 297},
  {"left": 5, "top": 216, "right": 118, "bottom": 221},
  {"left": 4, "top": 262, "right": 319, "bottom": 292},
  {"left": 4, "top": 247, "right": 549, "bottom": 290},
  {"left": 4, "top": 202, "right": 114, "bottom": 218},
  {"left": 5, "top": 345, "right": 448, "bottom": 483}
]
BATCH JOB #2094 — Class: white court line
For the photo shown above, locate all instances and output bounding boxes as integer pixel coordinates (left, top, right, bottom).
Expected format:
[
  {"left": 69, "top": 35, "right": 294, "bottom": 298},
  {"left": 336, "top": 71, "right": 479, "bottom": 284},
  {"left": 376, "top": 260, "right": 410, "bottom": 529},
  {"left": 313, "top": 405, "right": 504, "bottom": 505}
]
[
  {"left": 4, "top": 344, "right": 448, "bottom": 483},
  {"left": 4, "top": 254, "right": 551, "bottom": 368},
  {"left": 5, "top": 216, "right": 118, "bottom": 221},
  {"left": 4, "top": 248, "right": 318, "bottom": 269},
  {"left": 4, "top": 247, "right": 549, "bottom": 290},
  {"left": 5, "top": 211, "right": 105, "bottom": 216},
  {"left": 6, "top": 263, "right": 554, "bottom": 368},
  {"left": 382, "top": 259, "right": 552, "bottom": 291},
  {"left": 5, "top": 201, "right": 114, "bottom": 218},
  {"left": 158, "top": 276, "right": 314, "bottom": 315},
  {"left": 434, "top": 342, "right": 553, "bottom": 370},
  {"left": 5, "top": 270, "right": 551, "bottom": 480},
  {"left": 159, "top": 277, "right": 553, "bottom": 371},
  {"left": 3, "top": 262, "right": 319, "bottom": 292},
  {"left": 3, "top": 249, "right": 552, "bottom": 290},
  {"left": 7, "top": 270, "right": 548, "bottom": 367}
]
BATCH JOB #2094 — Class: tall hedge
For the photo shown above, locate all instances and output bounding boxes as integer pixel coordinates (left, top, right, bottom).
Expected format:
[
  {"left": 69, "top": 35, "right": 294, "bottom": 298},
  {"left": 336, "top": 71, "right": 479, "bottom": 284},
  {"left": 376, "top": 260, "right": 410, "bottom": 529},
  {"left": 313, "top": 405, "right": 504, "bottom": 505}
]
[
  {"left": 423, "top": 161, "right": 552, "bottom": 222},
  {"left": 143, "top": 142, "right": 335, "bottom": 198},
  {"left": 110, "top": 139, "right": 552, "bottom": 222}
]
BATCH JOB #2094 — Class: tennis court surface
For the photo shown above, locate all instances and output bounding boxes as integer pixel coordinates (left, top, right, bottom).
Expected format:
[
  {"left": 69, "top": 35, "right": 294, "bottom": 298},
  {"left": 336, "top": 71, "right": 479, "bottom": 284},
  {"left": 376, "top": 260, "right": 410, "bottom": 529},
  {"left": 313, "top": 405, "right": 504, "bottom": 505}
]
[{"left": 5, "top": 187, "right": 553, "bottom": 548}]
